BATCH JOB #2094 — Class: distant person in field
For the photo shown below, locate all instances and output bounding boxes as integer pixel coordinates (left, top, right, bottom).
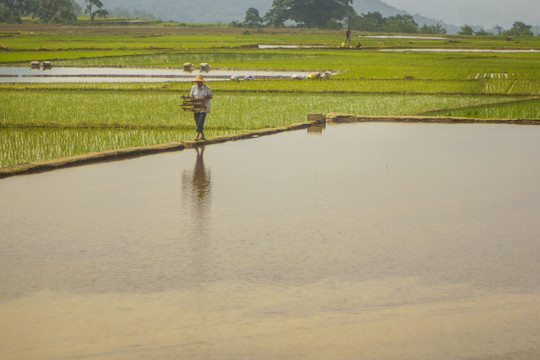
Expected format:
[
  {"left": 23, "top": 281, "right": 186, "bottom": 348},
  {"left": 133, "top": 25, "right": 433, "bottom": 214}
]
[
  {"left": 345, "top": 29, "right": 351, "bottom": 44},
  {"left": 189, "top": 74, "right": 213, "bottom": 141}
]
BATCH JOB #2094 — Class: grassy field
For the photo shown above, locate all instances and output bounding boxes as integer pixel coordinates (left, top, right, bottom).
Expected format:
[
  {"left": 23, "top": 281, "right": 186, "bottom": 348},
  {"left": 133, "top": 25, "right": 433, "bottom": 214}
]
[
  {"left": 2, "top": 24, "right": 540, "bottom": 50},
  {"left": 2, "top": 90, "right": 515, "bottom": 128},
  {"left": 1, "top": 24, "right": 539, "bottom": 167}
]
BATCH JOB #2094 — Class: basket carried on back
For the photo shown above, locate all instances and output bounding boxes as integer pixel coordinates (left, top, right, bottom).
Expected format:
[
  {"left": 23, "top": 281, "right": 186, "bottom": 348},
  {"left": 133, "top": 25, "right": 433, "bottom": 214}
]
[{"left": 181, "top": 95, "right": 206, "bottom": 112}]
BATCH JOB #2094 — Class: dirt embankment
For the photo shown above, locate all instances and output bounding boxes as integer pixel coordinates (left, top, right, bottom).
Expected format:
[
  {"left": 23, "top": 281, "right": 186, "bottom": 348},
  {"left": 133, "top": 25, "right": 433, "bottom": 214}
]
[{"left": 326, "top": 113, "right": 540, "bottom": 125}]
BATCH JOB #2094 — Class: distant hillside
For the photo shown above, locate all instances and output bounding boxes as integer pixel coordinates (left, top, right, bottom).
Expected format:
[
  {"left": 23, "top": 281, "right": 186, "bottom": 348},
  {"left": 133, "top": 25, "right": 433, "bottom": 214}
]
[
  {"left": 351, "top": 0, "right": 459, "bottom": 33},
  {"left": 95, "top": 0, "right": 456, "bottom": 32},
  {"left": 353, "top": 0, "right": 403, "bottom": 17},
  {"left": 96, "top": 0, "right": 271, "bottom": 23}
]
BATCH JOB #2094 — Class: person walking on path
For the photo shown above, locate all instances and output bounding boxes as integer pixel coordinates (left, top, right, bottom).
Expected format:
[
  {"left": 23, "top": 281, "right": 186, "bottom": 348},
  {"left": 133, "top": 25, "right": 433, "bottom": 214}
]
[{"left": 189, "top": 74, "right": 213, "bottom": 141}]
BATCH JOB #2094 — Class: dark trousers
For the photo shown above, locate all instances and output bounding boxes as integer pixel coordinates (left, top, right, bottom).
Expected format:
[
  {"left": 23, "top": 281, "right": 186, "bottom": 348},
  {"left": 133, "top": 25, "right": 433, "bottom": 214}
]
[{"left": 194, "top": 112, "right": 207, "bottom": 132}]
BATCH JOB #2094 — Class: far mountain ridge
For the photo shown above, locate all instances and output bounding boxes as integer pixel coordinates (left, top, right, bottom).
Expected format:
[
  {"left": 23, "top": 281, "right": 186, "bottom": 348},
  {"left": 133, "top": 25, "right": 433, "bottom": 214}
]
[{"left": 93, "top": 0, "right": 460, "bottom": 33}]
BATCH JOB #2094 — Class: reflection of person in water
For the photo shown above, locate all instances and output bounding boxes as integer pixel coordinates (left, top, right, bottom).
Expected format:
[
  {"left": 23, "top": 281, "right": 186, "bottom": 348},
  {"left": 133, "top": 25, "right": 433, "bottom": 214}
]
[
  {"left": 191, "top": 146, "right": 211, "bottom": 203},
  {"left": 182, "top": 146, "right": 212, "bottom": 225},
  {"left": 181, "top": 146, "right": 212, "bottom": 285}
]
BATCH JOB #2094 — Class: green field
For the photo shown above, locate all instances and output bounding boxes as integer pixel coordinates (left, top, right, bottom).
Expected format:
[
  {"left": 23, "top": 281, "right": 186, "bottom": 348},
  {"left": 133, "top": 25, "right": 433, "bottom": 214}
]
[{"left": 1, "top": 24, "right": 539, "bottom": 167}]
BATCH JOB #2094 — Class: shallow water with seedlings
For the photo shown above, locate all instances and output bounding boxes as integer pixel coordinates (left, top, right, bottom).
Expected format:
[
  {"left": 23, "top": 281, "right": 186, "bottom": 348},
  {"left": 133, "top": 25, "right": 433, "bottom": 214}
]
[
  {"left": 0, "top": 66, "right": 311, "bottom": 83},
  {"left": 1, "top": 122, "right": 540, "bottom": 359}
]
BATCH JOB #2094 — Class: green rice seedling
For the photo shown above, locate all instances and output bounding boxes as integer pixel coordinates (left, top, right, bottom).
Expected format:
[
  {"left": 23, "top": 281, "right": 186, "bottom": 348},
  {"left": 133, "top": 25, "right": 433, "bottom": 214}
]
[
  {"left": 54, "top": 49, "right": 309, "bottom": 68},
  {"left": 45, "top": 49, "right": 540, "bottom": 87},
  {"left": 1, "top": 24, "right": 539, "bottom": 168},
  {"left": 1, "top": 90, "right": 185, "bottom": 127},
  {"left": 482, "top": 79, "right": 540, "bottom": 95},
  {"left": 3, "top": 89, "right": 519, "bottom": 166},
  {"left": 205, "top": 78, "right": 483, "bottom": 95},
  {"left": 3, "top": 25, "right": 538, "bottom": 53},
  {"left": 0, "top": 50, "right": 162, "bottom": 64},
  {"left": 0, "top": 127, "right": 233, "bottom": 167},
  {"left": 423, "top": 98, "right": 540, "bottom": 119},
  {"left": 2, "top": 89, "right": 512, "bottom": 129}
]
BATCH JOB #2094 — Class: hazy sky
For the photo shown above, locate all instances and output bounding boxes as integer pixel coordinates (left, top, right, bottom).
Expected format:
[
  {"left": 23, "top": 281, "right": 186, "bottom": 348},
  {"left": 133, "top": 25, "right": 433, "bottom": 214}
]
[{"left": 382, "top": 0, "right": 539, "bottom": 28}]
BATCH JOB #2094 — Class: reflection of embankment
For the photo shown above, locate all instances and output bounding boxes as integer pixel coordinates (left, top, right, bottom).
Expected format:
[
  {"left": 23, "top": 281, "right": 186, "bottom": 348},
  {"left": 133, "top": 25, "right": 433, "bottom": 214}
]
[{"left": 326, "top": 113, "right": 540, "bottom": 125}]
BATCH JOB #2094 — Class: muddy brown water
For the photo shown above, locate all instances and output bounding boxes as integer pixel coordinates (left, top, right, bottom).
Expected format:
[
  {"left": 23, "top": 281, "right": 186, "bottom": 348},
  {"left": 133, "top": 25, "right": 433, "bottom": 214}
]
[{"left": 1, "top": 122, "right": 540, "bottom": 359}]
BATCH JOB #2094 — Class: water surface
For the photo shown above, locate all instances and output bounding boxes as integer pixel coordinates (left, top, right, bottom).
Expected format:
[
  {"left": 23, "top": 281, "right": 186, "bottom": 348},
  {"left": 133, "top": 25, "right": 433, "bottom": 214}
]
[
  {"left": 0, "top": 66, "right": 311, "bottom": 83},
  {"left": 1, "top": 123, "right": 539, "bottom": 359}
]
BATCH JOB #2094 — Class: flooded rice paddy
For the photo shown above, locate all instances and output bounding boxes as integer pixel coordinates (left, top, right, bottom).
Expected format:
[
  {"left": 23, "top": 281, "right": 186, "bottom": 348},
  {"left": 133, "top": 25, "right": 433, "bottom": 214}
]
[
  {"left": 360, "top": 35, "right": 446, "bottom": 40},
  {"left": 1, "top": 122, "right": 540, "bottom": 359},
  {"left": 380, "top": 48, "right": 540, "bottom": 53},
  {"left": 257, "top": 44, "right": 539, "bottom": 53},
  {"left": 0, "top": 66, "right": 311, "bottom": 83}
]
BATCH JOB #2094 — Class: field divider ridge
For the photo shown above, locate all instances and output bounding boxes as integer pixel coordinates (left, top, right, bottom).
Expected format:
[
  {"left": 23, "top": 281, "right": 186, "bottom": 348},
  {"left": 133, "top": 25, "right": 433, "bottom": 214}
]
[{"left": 326, "top": 113, "right": 540, "bottom": 125}]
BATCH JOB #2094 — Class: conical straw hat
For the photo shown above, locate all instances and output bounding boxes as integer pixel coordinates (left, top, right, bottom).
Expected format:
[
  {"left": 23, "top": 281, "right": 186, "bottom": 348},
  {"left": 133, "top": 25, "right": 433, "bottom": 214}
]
[{"left": 193, "top": 74, "right": 205, "bottom": 82}]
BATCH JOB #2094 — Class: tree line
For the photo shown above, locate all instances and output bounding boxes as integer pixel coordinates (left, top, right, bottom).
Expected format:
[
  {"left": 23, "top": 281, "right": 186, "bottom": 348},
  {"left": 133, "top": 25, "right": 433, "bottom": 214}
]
[
  {"left": 241, "top": 6, "right": 432, "bottom": 34},
  {"left": 458, "top": 22, "right": 534, "bottom": 37},
  {"left": 240, "top": 0, "right": 535, "bottom": 36},
  {"left": 1, "top": 0, "right": 535, "bottom": 36},
  {"left": 0, "top": 0, "right": 107, "bottom": 24},
  {"left": 239, "top": 0, "right": 435, "bottom": 31}
]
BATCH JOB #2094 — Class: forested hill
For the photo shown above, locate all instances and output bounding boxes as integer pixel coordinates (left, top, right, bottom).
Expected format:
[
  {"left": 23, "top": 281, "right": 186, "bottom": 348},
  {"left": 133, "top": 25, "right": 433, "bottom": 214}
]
[{"left": 99, "top": 0, "right": 409, "bottom": 24}]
